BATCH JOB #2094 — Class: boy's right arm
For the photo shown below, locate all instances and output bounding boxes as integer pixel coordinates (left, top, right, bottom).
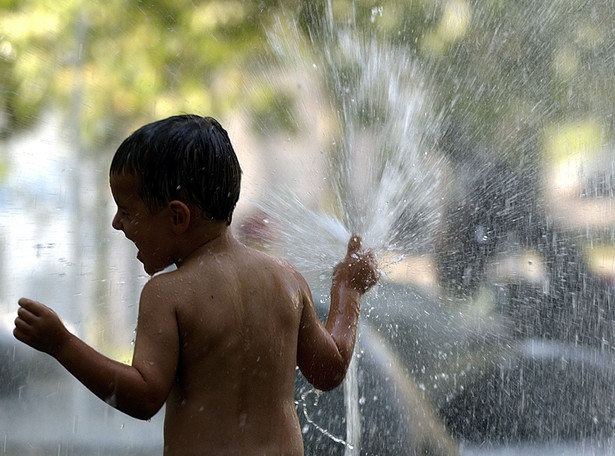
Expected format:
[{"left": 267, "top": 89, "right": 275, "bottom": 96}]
[
  {"left": 14, "top": 274, "right": 180, "bottom": 420},
  {"left": 297, "top": 235, "right": 378, "bottom": 391}
]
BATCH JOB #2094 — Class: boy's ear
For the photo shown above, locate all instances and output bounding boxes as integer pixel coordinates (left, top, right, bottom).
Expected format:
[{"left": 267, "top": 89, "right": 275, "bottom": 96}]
[{"left": 168, "top": 200, "right": 191, "bottom": 234}]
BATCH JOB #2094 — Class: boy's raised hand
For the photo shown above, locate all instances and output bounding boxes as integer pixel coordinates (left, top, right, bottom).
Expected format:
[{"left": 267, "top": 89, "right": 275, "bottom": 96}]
[
  {"left": 14, "top": 297, "right": 71, "bottom": 356},
  {"left": 333, "top": 235, "right": 379, "bottom": 294}
]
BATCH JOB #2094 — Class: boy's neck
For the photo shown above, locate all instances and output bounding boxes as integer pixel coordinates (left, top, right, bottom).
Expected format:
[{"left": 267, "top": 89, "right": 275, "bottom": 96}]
[{"left": 175, "top": 220, "right": 234, "bottom": 268}]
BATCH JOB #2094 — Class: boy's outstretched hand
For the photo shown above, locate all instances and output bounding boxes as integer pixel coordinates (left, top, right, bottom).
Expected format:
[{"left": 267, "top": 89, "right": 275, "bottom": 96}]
[
  {"left": 333, "top": 235, "right": 379, "bottom": 294},
  {"left": 14, "top": 297, "right": 71, "bottom": 356}
]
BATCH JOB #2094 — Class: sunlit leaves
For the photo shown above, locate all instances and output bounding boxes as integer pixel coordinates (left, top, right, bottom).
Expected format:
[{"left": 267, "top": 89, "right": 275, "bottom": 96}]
[
  {"left": 420, "top": 0, "right": 471, "bottom": 55},
  {"left": 543, "top": 119, "right": 603, "bottom": 165},
  {"left": 2, "top": 0, "right": 615, "bottom": 162},
  {"left": 0, "top": 0, "right": 275, "bottom": 145}
]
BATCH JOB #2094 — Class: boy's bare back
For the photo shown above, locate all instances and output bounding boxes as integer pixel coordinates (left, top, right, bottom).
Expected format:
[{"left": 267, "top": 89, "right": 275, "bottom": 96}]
[
  {"left": 134, "top": 229, "right": 375, "bottom": 456},
  {"left": 158, "top": 234, "right": 308, "bottom": 455}
]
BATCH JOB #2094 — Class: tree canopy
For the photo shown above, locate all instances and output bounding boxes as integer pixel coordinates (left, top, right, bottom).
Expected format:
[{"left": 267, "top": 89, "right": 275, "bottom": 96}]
[
  {"left": 1, "top": 0, "right": 614, "bottom": 164},
  {"left": 0, "top": 0, "right": 280, "bottom": 144}
]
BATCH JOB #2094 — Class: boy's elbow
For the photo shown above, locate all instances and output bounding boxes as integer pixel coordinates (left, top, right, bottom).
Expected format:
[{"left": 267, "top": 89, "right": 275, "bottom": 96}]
[
  {"left": 117, "top": 393, "right": 164, "bottom": 420},
  {"left": 314, "top": 375, "right": 344, "bottom": 392},
  {"left": 298, "top": 347, "right": 351, "bottom": 391},
  {"left": 306, "top": 365, "right": 348, "bottom": 392},
  {"left": 133, "top": 411, "right": 159, "bottom": 421},
  {"left": 126, "top": 402, "right": 162, "bottom": 421}
]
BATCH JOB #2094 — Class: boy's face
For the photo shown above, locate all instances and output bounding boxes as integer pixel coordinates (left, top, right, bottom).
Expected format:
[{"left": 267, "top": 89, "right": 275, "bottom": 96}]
[{"left": 110, "top": 172, "right": 175, "bottom": 275}]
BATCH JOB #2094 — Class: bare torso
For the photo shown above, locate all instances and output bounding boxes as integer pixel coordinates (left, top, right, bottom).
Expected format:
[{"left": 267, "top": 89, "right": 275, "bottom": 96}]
[
  {"left": 17, "top": 173, "right": 375, "bottom": 456},
  {"left": 14, "top": 230, "right": 374, "bottom": 455},
  {"left": 162, "top": 238, "right": 307, "bottom": 455}
]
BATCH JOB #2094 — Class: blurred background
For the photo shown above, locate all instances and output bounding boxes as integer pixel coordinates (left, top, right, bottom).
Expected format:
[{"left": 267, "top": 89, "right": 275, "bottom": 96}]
[{"left": 2, "top": 1, "right": 615, "bottom": 455}]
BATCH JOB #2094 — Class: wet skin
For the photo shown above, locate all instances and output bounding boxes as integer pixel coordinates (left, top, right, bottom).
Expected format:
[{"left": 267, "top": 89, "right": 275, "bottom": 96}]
[{"left": 14, "top": 172, "right": 379, "bottom": 456}]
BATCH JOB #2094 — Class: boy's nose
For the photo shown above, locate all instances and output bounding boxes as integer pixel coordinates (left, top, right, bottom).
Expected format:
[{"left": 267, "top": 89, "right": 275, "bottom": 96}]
[{"left": 111, "top": 212, "right": 123, "bottom": 231}]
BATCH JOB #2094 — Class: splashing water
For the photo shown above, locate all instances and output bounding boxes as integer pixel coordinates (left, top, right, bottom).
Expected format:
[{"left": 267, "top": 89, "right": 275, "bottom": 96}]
[
  {"left": 296, "top": 389, "right": 355, "bottom": 450},
  {"left": 249, "top": 4, "right": 446, "bottom": 454},
  {"left": 252, "top": 6, "right": 445, "bottom": 280}
]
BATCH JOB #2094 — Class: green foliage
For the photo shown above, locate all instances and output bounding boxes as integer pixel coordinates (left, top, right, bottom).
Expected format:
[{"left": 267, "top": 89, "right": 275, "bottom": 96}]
[
  {"left": 296, "top": 0, "right": 615, "bottom": 166},
  {"left": 1, "top": 0, "right": 615, "bottom": 165},
  {"left": 424, "top": 0, "right": 615, "bottom": 162},
  {"left": 0, "top": 0, "right": 278, "bottom": 145}
]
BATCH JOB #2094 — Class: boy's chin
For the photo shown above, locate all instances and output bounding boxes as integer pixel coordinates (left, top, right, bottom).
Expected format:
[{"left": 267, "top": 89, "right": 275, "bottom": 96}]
[
  {"left": 141, "top": 261, "right": 175, "bottom": 276},
  {"left": 137, "top": 252, "right": 168, "bottom": 275},
  {"left": 143, "top": 266, "right": 160, "bottom": 276}
]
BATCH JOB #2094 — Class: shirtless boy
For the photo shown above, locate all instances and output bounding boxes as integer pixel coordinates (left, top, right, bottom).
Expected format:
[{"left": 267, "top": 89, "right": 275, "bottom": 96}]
[{"left": 14, "top": 114, "right": 378, "bottom": 455}]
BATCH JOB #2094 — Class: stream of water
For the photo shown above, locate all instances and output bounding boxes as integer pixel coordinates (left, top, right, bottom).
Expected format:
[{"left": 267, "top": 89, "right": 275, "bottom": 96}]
[{"left": 251, "top": 3, "right": 447, "bottom": 452}]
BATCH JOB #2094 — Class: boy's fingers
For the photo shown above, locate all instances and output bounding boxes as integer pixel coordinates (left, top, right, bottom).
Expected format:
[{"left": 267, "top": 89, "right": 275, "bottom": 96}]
[
  {"left": 18, "top": 298, "right": 43, "bottom": 317},
  {"left": 347, "top": 234, "right": 362, "bottom": 255},
  {"left": 16, "top": 306, "right": 30, "bottom": 319},
  {"left": 13, "top": 317, "right": 30, "bottom": 332},
  {"left": 13, "top": 326, "right": 24, "bottom": 342},
  {"left": 18, "top": 297, "right": 32, "bottom": 307}
]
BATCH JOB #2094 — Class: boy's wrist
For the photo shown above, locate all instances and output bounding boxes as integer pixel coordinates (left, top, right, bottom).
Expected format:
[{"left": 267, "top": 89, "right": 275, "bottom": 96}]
[
  {"left": 49, "top": 329, "right": 74, "bottom": 359},
  {"left": 332, "top": 280, "right": 363, "bottom": 302},
  {"left": 333, "top": 278, "right": 368, "bottom": 296}
]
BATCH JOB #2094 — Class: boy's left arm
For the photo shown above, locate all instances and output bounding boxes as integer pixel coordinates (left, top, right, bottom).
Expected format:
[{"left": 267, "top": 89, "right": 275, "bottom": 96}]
[
  {"left": 297, "top": 235, "right": 378, "bottom": 391},
  {"left": 14, "top": 275, "right": 179, "bottom": 420}
]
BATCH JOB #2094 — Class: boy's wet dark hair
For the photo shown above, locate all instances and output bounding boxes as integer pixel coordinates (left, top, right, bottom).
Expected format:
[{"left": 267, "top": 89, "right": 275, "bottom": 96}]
[{"left": 110, "top": 115, "right": 242, "bottom": 224}]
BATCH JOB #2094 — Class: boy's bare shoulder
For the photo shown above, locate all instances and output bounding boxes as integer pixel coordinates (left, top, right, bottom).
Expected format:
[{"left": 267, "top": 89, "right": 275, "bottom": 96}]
[
  {"left": 236, "top": 246, "right": 314, "bottom": 301},
  {"left": 139, "top": 269, "right": 185, "bottom": 303},
  {"left": 145, "top": 244, "right": 307, "bottom": 296},
  {"left": 243, "top": 246, "right": 308, "bottom": 282}
]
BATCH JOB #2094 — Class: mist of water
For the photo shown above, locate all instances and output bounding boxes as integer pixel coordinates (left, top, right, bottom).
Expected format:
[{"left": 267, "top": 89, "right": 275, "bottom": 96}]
[
  {"left": 251, "top": 6, "right": 445, "bottom": 278},
  {"left": 245, "top": 5, "right": 451, "bottom": 454}
]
